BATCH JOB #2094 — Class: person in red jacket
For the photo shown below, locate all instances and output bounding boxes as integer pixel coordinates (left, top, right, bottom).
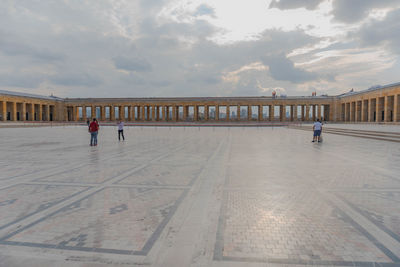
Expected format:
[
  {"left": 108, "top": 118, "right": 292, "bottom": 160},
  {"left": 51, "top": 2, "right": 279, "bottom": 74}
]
[{"left": 89, "top": 118, "right": 99, "bottom": 146}]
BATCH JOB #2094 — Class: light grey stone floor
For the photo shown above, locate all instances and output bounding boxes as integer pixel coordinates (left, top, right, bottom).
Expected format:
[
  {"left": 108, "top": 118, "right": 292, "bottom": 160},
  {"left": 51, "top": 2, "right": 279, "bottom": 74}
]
[{"left": 0, "top": 125, "right": 400, "bottom": 267}]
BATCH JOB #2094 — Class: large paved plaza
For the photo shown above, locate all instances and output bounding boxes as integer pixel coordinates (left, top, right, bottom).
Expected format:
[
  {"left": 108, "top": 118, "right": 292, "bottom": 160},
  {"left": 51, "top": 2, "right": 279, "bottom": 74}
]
[{"left": 0, "top": 125, "right": 400, "bottom": 267}]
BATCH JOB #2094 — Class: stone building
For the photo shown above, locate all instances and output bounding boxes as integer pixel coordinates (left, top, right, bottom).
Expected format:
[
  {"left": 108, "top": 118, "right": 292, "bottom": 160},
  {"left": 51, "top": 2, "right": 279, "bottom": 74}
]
[{"left": 1, "top": 82, "right": 399, "bottom": 123}]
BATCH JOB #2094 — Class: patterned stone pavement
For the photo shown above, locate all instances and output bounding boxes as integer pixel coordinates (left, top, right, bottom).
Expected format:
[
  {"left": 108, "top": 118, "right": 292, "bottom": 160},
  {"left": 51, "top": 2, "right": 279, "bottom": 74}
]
[{"left": 0, "top": 125, "right": 400, "bottom": 266}]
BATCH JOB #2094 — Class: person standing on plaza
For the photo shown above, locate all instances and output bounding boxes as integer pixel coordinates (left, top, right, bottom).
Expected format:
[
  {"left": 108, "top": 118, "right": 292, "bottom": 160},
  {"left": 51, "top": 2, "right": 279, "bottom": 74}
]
[
  {"left": 117, "top": 120, "right": 125, "bottom": 141},
  {"left": 89, "top": 118, "right": 99, "bottom": 146},
  {"left": 312, "top": 118, "right": 322, "bottom": 143}
]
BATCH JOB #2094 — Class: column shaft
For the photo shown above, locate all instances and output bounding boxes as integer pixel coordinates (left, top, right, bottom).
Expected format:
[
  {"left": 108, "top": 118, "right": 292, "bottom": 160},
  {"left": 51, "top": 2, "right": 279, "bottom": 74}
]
[
  {"left": 194, "top": 105, "right": 198, "bottom": 121},
  {"left": 384, "top": 96, "right": 389, "bottom": 122},
  {"left": 38, "top": 104, "right": 43, "bottom": 121},
  {"left": 270, "top": 105, "right": 274, "bottom": 121},
  {"left": 11, "top": 102, "right": 17, "bottom": 121},
  {"left": 82, "top": 106, "right": 87, "bottom": 121},
  {"left": 394, "top": 95, "right": 399, "bottom": 122},
  {"left": 121, "top": 106, "right": 126, "bottom": 121},
  {"left": 151, "top": 105, "right": 156, "bottom": 121},
  {"left": 172, "top": 106, "right": 177, "bottom": 121},
  {"left": 45, "top": 105, "right": 50, "bottom": 121},
  {"left": 2, "top": 101, "right": 7, "bottom": 121},
  {"left": 21, "top": 103, "right": 26, "bottom": 121},
  {"left": 162, "top": 106, "right": 166, "bottom": 121},
  {"left": 293, "top": 105, "right": 297, "bottom": 121},
  {"left": 31, "top": 104, "right": 36, "bottom": 121},
  {"left": 361, "top": 100, "right": 365, "bottom": 122}
]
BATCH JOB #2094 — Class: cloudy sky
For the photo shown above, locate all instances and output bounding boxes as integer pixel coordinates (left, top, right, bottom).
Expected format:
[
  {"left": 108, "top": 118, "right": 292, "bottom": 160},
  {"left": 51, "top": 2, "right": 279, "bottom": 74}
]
[{"left": 1, "top": 0, "right": 400, "bottom": 98}]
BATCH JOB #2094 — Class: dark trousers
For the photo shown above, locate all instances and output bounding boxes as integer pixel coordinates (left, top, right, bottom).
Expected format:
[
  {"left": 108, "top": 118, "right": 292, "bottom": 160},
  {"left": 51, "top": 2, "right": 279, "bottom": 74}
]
[{"left": 118, "top": 130, "right": 124, "bottom": 141}]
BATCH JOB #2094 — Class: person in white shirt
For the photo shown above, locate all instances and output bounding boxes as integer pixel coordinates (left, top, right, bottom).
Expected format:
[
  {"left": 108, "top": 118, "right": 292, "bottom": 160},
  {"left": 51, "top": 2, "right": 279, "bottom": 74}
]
[
  {"left": 312, "top": 119, "right": 322, "bottom": 143},
  {"left": 117, "top": 121, "right": 125, "bottom": 141}
]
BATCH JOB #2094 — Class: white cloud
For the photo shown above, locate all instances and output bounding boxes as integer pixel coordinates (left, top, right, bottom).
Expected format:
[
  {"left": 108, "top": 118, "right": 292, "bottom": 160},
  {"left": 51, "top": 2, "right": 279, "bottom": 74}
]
[{"left": 0, "top": 0, "right": 399, "bottom": 98}]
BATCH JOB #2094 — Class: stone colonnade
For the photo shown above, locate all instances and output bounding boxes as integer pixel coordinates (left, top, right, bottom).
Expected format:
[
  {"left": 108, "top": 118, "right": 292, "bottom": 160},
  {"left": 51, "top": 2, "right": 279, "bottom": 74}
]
[
  {"left": 0, "top": 98, "right": 57, "bottom": 122},
  {"left": 340, "top": 89, "right": 400, "bottom": 123},
  {"left": 2, "top": 83, "right": 400, "bottom": 123},
  {"left": 64, "top": 101, "right": 331, "bottom": 122}
]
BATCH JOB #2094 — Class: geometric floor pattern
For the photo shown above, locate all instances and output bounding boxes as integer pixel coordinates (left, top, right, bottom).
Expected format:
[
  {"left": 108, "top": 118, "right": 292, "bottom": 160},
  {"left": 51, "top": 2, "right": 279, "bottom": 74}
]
[{"left": 0, "top": 125, "right": 400, "bottom": 266}]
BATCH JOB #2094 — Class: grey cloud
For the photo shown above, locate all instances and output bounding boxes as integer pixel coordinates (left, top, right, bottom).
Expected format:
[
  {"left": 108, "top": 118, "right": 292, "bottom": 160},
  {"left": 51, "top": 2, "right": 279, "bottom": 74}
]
[
  {"left": 0, "top": 32, "right": 64, "bottom": 62},
  {"left": 269, "top": 0, "right": 324, "bottom": 10},
  {"left": 269, "top": 0, "right": 400, "bottom": 23},
  {"left": 139, "top": 0, "right": 167, "bottom": 10},
  {"left": 113, "top": 56, "right": 152, "bottom": 72},
  {"left": 50, "top": 73, "right": 102, "bottom": 87},
  {"left": 332, "top": 0, "right": 400, "bottom": 23},
  {"left": 0, "top": 72, "right": 46, "bottom": 88},
  {"left": 356, "top": 8, "right": 400, "bottom": 53},
  {"left": 0, "top": 0, "right": 329, "bottom": 97},
  {"left": 262, "top": 54, "right": 318, "bottom": 83}
]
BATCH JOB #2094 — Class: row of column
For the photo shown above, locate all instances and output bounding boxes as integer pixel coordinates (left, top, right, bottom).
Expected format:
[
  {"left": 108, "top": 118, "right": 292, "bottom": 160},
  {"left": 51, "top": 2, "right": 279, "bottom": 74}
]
[
  {"left": 0, "top": 101, "right": 54, "bottom": 121},
  {"left": 66, "top": 104, "right": 329, "bottom": 122},
  {"left": 341, "top": 94, "right": 400, "bottom": 122}
]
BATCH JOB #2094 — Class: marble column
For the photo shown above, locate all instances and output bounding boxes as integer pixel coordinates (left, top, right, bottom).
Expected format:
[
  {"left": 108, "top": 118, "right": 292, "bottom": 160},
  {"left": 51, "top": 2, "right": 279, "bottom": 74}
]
[
  {"left": 280, "top": 105, "right": 285, "bottom": 122},
  {"left": 140, "top": 106, "right": 145, "bottom": 121},
  {"left": 1, "top": 101, "right": 6, "bottom": 121},
  {"left": 269, "top": 105, "right": 274, "bottom": 121},
  {"left": 151, "top": 105, "right": 156, "bottom": 121},
  {"left": 361, "top": 100, "right": 366, "bottom": 122},
  {"left": 368, "top": 99, "right": 373, "bottom": 122},
  {"left": 162, "top": 106, "right": 166, "bottom": 121},
  {"left": 293, "top": 105, "right": 297, "bottom": 121},
  {"left": 21, "top": 103, "right": 26, "bottom": 121},
  {"left": 121, "top": 106, "right": 126, "bottom": 121},
  {"left": 100, "top": 106, "right": 105, "bottom": 121},
  {"left": 82, "top": 106, "right": 87, "bottom": 121},
  {"left": 305, "top": 105, "right": 310, "bottom": 121},
  {"left": 183, "top": 105, "right": 188, "bottom": 121},
  {"left": 39, "top": 104, "right": 43, "bottom": 121},
  {"left": 31, "top": 104, "right": 36, "bottom": 121},
  {"left": 384, "top": 96, "right": 390, "bottom": 122},
  {"left": 394, "top": 95, "right": 399, "bottom": 122},
  {"left": 11, "top": 102, "right": 17, "bottom": 121},
  {"left": 194, "top": 105, "right": 198, "bottom": 121},
  {"left": 45, "top": 104, "right": 50, "bottom": 121},
  {"left": 91, "top": 106, "right": 96, "bottom": 119},
  {"left": 172, "top": 106, "right": 177, "bottom": 121}
]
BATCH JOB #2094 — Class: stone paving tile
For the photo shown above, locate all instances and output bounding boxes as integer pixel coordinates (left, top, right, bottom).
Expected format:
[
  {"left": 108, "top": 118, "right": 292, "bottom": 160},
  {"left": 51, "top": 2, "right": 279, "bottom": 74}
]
[
  {"left": 215, "top": 190, "right": 393, "bottom": 264},
  {"left": 337, "top": 191, "right": 400, "bottom": 243},
  {"left": 0, "top": 187, "right": 185, "bottom": 254},
  {"left": 34, "top": 162, "right": 140, "bottom": 184},
  {"left": 116, "top": 163, "right": 204, "bottom": 186},
  {"left": 0, "top": 126, "right": 400, "bottom": 266},
  {"left": 0, "top": 184, "right": 89, "bottom": 230}
]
